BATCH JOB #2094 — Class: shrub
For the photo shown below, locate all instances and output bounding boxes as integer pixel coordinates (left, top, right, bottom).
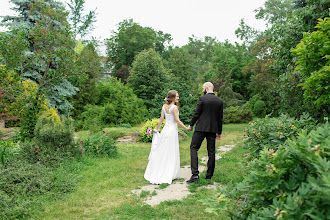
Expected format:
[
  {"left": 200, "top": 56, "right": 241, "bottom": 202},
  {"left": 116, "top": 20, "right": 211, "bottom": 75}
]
[
  {"left": 77, "top": 78, "right": 148, "bottom": 130},
  {"left": 34, "top": 114, "right": 75, "bottom": 149},
  {"left": 0, "top": 141, "right": 81, "bottom": 219},
  {"left": 95, "top": 78, "right": 148, "bottom": 125},
  {"left": 223, "top": 105, "right": 253, "bottom": 124},
  {"left": 246, "top": 94, "right": 262, "bottom": 110},
  {"left": 78, "top": 104, "right": 106, "bottom": 131},
  {"left": 0, "top": 140, "right": 20, "bottom": 166},
  {"left": 139, "top": 118, "right": 165, "bottom": 142},
  {"left": 82, "top": 133, "right": 117, "bottom": 157},
  {"left": 204, "top": 122, "right": 330, "bottom": 219},
  {"left": 243, "top": 113, "right": 317, "bottom": 158},
  {"left": 253, "top": 100, "right": 266, "bottom": 118}
]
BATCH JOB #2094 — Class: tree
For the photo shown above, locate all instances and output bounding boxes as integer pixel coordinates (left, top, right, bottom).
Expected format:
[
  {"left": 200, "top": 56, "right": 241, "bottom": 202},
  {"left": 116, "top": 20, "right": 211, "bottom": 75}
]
[
  {"left": 254, "top": 0, "right": 294, "bottom": 25},
  {"left": 0, "top": 0, "right": 78, "bottom": 114},
  {"left": 66, "top": 0, "right": 97, "bottom": 38},
  {"left": 204, "top": 41, "right": 253, "bottom": 97},
  {"left": 292, "top": 15, "right": 330, "bottom": 115},
  {"left": 128, "top": 48, "right": 168, "bottom": 108},
  {"left": 105, "top": 19, "right": 156, "bottom": 72},
  {"left": 114, "top": 65, "right": 130, "bottom": 84},
  {"left": 0, "top": 1, "right": 78, "bottom": 138},
  {"left": 69, "top": 42, "right": 102, "bottom": 117},
  {"left": 164, "top": 47, "right": 194, "bottom": 84},
  {"left": 155, "top": 30, "right": 173, "bottom": 57}
]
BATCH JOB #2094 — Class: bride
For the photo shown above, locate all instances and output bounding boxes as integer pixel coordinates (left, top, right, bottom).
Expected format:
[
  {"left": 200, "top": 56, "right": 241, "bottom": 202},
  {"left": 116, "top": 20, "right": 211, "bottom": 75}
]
[{"left": 144, "top": 90, "right": 189, "bottom": 184}]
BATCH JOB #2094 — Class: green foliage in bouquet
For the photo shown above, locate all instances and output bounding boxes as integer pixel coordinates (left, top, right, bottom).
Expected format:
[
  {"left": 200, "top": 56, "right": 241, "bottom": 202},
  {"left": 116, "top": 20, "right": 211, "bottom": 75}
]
[
  {"left": 243, "top": 113, "right": 317, "bottom": 158},
  {"left": 140, "top": 118, "right": 165, "bottom": 142},
  {"left": 34, "top": 114, "right": 75, "bottom": 149},
  {"left": 82, "top": 133, "right": 117, "bottom": 157},
  {"left": 202, "top": 123, "right": 330, "bottom": 219},
  {"left": 223, "top": 105, "right": 253, "bottom": 124}
]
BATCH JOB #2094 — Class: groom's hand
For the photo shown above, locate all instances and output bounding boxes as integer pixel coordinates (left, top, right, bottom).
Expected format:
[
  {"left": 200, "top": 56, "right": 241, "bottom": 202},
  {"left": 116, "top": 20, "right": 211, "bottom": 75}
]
[
  {"left": 216, "top": 134, "right": 221, "bottom": 140},
  {"left": 187, "top": 126, "right": 193, "bottom": 132}
]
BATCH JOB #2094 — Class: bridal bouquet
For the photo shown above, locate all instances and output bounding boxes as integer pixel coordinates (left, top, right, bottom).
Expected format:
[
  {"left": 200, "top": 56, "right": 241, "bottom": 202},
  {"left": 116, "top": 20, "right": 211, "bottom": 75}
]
[{"left": 147, "top": 128, "right": 152, "bottom": 136}]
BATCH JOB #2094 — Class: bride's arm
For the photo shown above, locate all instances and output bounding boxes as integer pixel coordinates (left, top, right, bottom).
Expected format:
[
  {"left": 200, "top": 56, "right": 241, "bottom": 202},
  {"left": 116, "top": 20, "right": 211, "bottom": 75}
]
[
  {"left": 172, "top": 106, "right": 188, "bottom": 130},
  {"left": 154, "top": 107, "right": 165, "bottom": 132}
]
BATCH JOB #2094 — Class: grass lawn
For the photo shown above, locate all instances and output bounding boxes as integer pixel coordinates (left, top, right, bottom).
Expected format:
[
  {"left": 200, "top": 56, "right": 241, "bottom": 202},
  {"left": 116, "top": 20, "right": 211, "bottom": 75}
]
[{"left": 32, "top": 123, "right": 248, "bottom": 219}]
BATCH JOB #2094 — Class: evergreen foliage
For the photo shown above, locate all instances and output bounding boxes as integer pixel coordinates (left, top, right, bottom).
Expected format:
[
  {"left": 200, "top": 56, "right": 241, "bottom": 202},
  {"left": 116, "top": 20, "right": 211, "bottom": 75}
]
[
  {"left": 223, "top": 105, "right": 253, "bottom": 124},
  {"left": 128, "top": 48, "right": 168, "bottom": 108},
  {"left": 77, "top": 78, "right": 148, "bottom": 130},
  {"left": 0, "top": 0, "right": 79, "bottom": 116},
  {"left": 69, "top": 42, "right": 102, "bottom": 118},
  {"left": 105, "top": 19, "right": 157, "bottom": 72}
]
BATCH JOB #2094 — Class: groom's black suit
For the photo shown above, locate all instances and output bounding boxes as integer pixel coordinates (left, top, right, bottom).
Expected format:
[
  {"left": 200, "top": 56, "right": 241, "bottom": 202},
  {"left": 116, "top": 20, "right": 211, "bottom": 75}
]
[{"left": 189, "top": 93, "right": 223, "bottom": 178}]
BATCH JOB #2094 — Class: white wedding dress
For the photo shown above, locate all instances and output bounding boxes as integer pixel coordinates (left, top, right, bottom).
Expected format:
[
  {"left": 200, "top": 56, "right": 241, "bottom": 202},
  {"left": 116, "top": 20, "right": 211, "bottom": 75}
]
[{"left": 144, "top": 105, "right": 181, "bottom": 184}]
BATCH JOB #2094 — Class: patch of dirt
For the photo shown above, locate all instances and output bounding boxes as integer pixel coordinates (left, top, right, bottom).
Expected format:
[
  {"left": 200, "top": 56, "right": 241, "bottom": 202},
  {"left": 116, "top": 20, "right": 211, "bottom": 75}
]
[
  {"left": 117, "top": 133, "right": 139, "bottom": 143},
  {"left": 131, "top": 144, "right": 236, "bottom": 206},
  {"left": 0, "top": 127, "right": 19, "bottom": 141}
]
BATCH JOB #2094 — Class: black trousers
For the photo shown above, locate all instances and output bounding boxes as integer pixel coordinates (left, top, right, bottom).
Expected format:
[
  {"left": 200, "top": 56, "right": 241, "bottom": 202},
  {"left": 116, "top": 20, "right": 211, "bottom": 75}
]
[{"left": 190, "top": 131, "right": 216, "bottom": 177}]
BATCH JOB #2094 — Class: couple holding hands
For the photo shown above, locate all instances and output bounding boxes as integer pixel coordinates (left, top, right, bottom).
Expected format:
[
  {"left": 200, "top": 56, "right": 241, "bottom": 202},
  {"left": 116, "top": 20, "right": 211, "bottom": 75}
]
[{"left": 144, "top": 82, "right": 223, "bottom": 184}]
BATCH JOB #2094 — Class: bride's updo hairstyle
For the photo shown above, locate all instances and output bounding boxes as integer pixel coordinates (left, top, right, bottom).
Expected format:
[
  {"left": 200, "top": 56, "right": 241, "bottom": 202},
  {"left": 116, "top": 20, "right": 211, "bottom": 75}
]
[{"left": 165, "top": 90, "right": 179, "bottom": 106}]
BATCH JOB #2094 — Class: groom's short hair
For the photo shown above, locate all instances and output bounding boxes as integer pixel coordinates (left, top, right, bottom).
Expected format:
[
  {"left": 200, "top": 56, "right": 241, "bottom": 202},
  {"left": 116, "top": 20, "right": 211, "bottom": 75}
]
[{"left": 203, "top": 82, "right": 214, "bottom": 90}]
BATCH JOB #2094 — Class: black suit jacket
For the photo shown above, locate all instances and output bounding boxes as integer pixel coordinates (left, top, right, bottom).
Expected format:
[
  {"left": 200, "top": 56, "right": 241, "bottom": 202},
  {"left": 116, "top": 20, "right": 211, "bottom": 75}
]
[{"left": 189, "top": 93, "right": 223, "bottom": 134}]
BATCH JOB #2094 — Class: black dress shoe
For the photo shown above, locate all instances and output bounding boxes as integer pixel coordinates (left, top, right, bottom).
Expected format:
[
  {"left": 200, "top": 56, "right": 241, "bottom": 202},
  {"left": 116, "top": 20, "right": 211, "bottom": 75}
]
[
  {"left": 205, "top": 176, "right": 212, "bottom": 180},
  {"left": 186, "top": 175, "right": 200, "bottom": 184}
]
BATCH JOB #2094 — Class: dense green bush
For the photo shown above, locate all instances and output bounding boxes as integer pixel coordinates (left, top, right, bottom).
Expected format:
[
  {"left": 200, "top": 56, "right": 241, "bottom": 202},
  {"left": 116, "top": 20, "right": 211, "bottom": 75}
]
[
  {"left": 34, "top": 115, "right": 75, "bottom": 149},
  {"left": 0, "top": 140, "right": 20, "bottom": 166},
  {"left": 223, "top": 105, "right": 253, "bottom": 124},
  {"left": 253, "top": 100, "right": 266, "bottom": 118},
  {"left": 0, "top": 141, "right": 81, "bottom": 219},
  {"left": 77, "top": 78, "right": 148, "bottom": 130},
  {"left": 139, "top": 118, "right": 165, "bottom": 142},
  {"left": 82, "top": 133, "right": 117, "bottom": 157},
  {"left": 246, "top": 94, "right": 267, "bottom": 117},
  {"left": 76, "top": 104, "right": 106, "bottom": 132},
  {"left": 205, "top": 123, "right": 330, "bottom": 219},
  {"left": 243, "top": 113, "right": 317, "bottom": 158}
]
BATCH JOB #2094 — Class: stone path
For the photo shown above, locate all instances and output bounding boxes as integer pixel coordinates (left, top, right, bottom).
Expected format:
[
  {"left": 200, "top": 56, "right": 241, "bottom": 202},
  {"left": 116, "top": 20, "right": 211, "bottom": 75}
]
[{"left": 131, "top": 145, "right": 236, "bottom": 206}]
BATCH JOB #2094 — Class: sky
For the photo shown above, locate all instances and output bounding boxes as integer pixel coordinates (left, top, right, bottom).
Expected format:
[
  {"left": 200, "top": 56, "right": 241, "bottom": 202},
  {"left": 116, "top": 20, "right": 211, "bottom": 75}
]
[{"left": 0, "top": 0, "right": 267, "bottom": 50}]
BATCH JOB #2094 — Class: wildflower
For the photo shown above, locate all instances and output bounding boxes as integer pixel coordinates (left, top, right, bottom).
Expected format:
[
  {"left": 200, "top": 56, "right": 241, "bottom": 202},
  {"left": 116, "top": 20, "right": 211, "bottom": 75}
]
[
  {"left": 277, "top": 190, "right": 286, "bottom": 198},
  {"left": 216, "top": 193, "right": 224, "bottom": 202},
  {"left": 268, "top": 149, "right": 276, "bottom": 156},
  {"left": 277, "top": 132, "right": 283, "bottom": 137},
  {"left": 267, "top": 164, "right": 276, "bottom": 172},
  {"left": 278, "top": 121, "right": 284, "bottom": 126},
  {"left": 308, "top": 139, "right": 312, "bottom": 145},
  {"left": 310, "top": 144, "right": 320, "bottom": 151},
  {"left": 274, "top": 207, "right": 286, "bottom": 219}
]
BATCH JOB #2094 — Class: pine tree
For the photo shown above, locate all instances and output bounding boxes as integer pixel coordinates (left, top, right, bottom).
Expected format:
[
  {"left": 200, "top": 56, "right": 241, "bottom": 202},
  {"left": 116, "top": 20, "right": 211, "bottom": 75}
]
[{"left": 0, "top": 0, "right": 78, "bottom": 114}]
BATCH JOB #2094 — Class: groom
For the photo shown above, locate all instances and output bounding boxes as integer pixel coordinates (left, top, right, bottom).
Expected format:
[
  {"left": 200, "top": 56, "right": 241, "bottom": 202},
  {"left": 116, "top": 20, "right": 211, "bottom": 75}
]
[{"left": 187, "top": 82, "right": 223, "bottom": 183}]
